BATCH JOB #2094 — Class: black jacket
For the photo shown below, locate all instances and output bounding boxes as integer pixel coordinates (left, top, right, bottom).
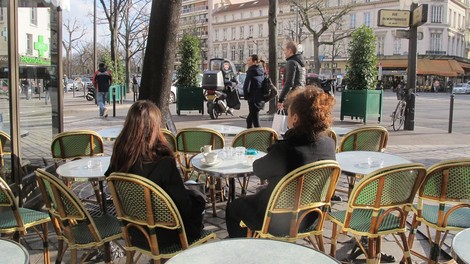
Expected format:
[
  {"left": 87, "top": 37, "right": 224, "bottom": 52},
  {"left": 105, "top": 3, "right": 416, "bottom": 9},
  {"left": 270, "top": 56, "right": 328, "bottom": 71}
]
[
  {"left": 243, "top": 64, "right": 265, "bottom": 104},
  {"left": 279, "top": 54, "right": 306, "bottom": 103},
  {"left": 93, "top": 67, "right": 112, "bottom": 93}
]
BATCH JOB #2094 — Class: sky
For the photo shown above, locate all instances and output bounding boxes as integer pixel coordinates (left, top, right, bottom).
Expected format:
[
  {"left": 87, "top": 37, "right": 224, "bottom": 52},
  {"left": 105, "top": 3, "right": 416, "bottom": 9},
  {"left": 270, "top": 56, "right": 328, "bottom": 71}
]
[{"left": 62, "top": 0, "right": 107, "bottom": 43}]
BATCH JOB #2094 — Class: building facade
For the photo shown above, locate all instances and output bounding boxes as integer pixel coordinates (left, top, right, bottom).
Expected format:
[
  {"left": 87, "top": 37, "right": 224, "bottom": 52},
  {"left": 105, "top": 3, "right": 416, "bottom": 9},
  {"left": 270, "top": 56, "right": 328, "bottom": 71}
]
[{"left": 209, "top": 0, "right": 470, "bottom": 89}]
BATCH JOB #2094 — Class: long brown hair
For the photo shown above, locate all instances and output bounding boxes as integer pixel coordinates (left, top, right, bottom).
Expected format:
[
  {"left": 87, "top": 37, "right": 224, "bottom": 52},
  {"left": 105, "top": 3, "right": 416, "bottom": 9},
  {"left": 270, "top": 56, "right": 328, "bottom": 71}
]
[{"left": 109, "top": 100, "right": 172, "bottom": 172}]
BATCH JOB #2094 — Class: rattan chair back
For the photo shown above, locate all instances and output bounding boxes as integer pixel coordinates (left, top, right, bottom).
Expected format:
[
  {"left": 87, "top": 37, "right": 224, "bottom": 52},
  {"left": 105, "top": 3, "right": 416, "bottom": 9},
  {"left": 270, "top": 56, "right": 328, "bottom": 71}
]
[
  {"left": 0, "top": 175, "right": 51, "bottom": 263},
  {"left": 251, "top": 160, "right": 340, "bottom": 251},
  {"left": 231, "top": 128, "right": 279, "bottom": 152},
  {"left": 51, "top": 130, "right": 104, "bottom": 161},
  {"left": 175, "top": 128, "right": 224, "bottom": 180},
  {"left": 338, "top": 125, "right": 388, "bottom": 152},
  {"left": 162, "top": 129, "right": 177, "bottom": 153},
  {"left": 35, "top": 168, "right": 121, "bottom": 263},
  {"left": 107, "top": 172, "right": 216, "bottom": 262},
  {"left": 0, "top": 130, "right": 10, "bottom": 167},
  {"left": 407, "top": 158, "right": 470, "bottom": 263},
  {"left": 325, "top": 128, "right": 338, "bottom": 149}
]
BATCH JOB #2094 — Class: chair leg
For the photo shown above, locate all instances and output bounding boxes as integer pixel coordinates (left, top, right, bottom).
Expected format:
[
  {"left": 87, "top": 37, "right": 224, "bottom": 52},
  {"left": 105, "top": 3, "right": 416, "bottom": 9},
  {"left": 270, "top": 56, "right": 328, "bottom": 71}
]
[
  {"left": 42, "top": 223, "right": 50, "bottom": 264},
  {"left": 104, "top": 241, "right": 112, "bottom": 263},
  {"left": 366, "top": 237, "right": 376, "bottom": 264},
  {"left": 71, "top": 249, "right": 78, "bottom": 264},
  {"left": 314, "top": 234, "right": 325, "bottom": 252},
  {"left": 430, "top": 230, "right": 442, "bottom": 264},
  {"left": 399, "top": 232, "right": 412, "bottom": 264},
  {"left": 55, "top": 238, "right": 65, "bottom": 264},
  {"left": 125, "top": 250, "right": 134, "bottom": 264},
  {"left": 330, "top": 223, "right": 338, "bottom": 257}
]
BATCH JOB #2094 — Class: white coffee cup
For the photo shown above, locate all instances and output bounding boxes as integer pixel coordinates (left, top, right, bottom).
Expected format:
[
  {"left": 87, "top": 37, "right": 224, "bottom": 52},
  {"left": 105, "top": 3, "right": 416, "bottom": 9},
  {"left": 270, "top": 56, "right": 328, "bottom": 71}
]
[
  {"left": 204, "top": 152, "right": 218, "bottom": 163},
  {"left": 200, "top": 145, "right": 212, "bottom": 154}
]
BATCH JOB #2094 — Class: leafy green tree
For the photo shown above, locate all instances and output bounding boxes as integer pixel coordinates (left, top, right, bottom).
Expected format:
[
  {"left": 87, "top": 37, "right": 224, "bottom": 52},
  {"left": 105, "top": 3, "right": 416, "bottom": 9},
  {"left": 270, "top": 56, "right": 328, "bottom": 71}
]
[
  {"left": 346, "top": 25, "right": 378, "bottom": 90},
  {"left": 176, "top": 34, "right": 201, "bottom": 87},
  {"left": 102, "top": 53, "right": 125, "bottom": 85}
]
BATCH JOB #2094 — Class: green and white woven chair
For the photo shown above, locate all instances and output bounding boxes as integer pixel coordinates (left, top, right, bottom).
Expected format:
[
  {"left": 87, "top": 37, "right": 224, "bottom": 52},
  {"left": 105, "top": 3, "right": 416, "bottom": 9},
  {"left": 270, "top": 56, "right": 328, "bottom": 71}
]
[
  {"left": 231, "top": 127, "right": 279, "bottom": 195},
  {"left": 107, "top": 172, "right": 216, "bottom": 264},
  {"left": 337, "top": 125, "right": 389, "bottom": 197},
  {"left": 328, "top": 163, "right": 426, "bottom": 264},
  {"left": 407, "top": 158, "right": 470, "bottom": 264},
  {"left": 162, "top": 128, "right": 177, "bottom": 153},
  {"left": 241, "top": 160, "right": 341, "bottom": 252},
  {"left": 35, "top": 169, "right": 122, "bottom": 264},
  {"left": 175, "top": 127, "right": 224, "bottom": 181},
  {"left": 0, "top": 176, "right": 51, "bottom": 264}
]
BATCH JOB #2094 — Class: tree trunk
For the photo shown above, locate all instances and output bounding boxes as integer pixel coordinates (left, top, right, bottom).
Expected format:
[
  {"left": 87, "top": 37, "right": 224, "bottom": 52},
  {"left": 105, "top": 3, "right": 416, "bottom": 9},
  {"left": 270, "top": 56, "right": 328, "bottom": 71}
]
[
  {"left": 140, "top": 0, "right": 182, "bottom": 124},
  {"left": 313, "top": 36, "right": 321, "bottom": 74},
  {"left": 267, "top": 0, "right": 278, "bottom": 114}
]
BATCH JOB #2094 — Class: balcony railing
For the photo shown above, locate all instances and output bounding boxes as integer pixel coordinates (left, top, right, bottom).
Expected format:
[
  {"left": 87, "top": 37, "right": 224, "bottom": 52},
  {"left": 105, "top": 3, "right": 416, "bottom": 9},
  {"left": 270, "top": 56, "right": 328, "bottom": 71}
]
[{"left": 425, "top": 50, "right": 447, "bottom": 55}]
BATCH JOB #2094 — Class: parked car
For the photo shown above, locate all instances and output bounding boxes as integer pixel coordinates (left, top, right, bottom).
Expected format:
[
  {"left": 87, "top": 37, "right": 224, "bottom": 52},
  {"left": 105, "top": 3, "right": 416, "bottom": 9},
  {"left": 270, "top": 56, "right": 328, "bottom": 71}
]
[
  {"left": 65, "top": 79, "right": 75, "bottom": 91},
  {"left": 452, "top": 83, "right": 470, "bottom": 94},
  {"left": 81, "top": 77, "right": 93, "bottom": 89},
  {"left": 235, "top": 73, "right": 246, "bottom": 98},
  {"left": 135, "top": 76, "right": 177, "bottom": 103}
]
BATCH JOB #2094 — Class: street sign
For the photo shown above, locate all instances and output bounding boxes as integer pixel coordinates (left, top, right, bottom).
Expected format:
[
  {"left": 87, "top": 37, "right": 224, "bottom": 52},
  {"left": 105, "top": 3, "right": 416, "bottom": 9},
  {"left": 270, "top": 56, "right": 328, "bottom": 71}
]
[
  {"left": 396, "top": 29, "right": 410, "bottom": 39},
  {"left": 378, "top": 10, "right": 410, "bottom": 28},
  {"left": 412, "top": 4, "right": 428, "bottom": 26}
]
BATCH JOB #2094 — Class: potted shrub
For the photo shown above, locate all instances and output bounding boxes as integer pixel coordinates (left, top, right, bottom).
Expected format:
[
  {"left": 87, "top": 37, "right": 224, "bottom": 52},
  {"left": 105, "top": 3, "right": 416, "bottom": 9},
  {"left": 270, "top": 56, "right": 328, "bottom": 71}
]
[
  {"left": 340, "top": 25, "right": 383, "bottom": 124},
  {"left": 175, "top": 34, "right": 204, "bottom": 115}
]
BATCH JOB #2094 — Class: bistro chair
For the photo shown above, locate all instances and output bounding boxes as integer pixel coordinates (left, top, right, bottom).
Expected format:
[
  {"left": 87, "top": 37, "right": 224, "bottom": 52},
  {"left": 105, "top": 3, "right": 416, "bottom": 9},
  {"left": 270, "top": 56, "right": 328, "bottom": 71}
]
[
  {"left": 241, "top": 160, "right": 341, "bottom": 252},
  {"left": 175, "top": 127, "right": 224, "bottom": 181},
  {"left": 107, "top": 172, "right": 216, "bottom": 264},
  {"left": 50, "top": 130, "right": 105, "bottom": 205},
  {"left": 325, "top": 128, "right": 338, "bottom": 151},
  {"left": 0, "top": 130, "right": 30, "bottom": 176},
  {"left": 407, "top": 158, "right": 470, "bottom": 263},
  {"left": 337, "top": 125, "right": 389, "bottom": 197},
  {"left": 0, "top": 176, "right": 51, "bottom": 264},
  {"left": 35, "top": 169, "right": 122, "bottom": 264},
  {"left": 328, "top": 163, "right": 426, "bottom": 264},
  {"left": 50, "top": 130, "right": 104, "bottom": 163},
  {"left": 162, "top": 128, "right": 177, "bottom": 153},
  {"left": 231, "top": 127, "right": 279, "bottom": 195}
]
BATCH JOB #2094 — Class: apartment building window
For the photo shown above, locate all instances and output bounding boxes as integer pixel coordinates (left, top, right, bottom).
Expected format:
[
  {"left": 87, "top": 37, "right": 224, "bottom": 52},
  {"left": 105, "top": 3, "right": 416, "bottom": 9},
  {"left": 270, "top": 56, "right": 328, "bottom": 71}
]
[
  {"left": 250, "top": 11, "right": 253, "bottom": 18},
  {"left": 377, "top": 36, "right": 385, "bottom": 55},
  {"left": 393, "top": 38, "right": 401, "bottom": 55},
  {"left": 231, "top": 46, "right": 236, "bottom": 61},
  {"left": 222, "top": 45, "right": 227, "bottom": 59},
  {"left": 215, "top": 29, "right": 219, "bottom": 41},
  {"left": 214, "top": 47, "right": 219, "bottom": 58},
  {"left": 364, "top": 12, "right": 371, "bottom": 27},
  {"left": 249, "top": 25, "right": 253, "bottom": 37},
  {"left": 232, "top": 14, "right": 235, "bottom": 21},
  {"left": 349, "top": 13, "right": 356, "bottom": 29},
  {"left": 431, "top": 6, "right": 442, "bottom": 23},
  {"left": 224, "top": 15, "right": 227, "bottom": 22},
  {"left": 223, "top": 28, "right": 227, "bottom": 40},
  {"left": 240, "top": 26, "right": 244, "bottom": 39},
  {"left": 240, "top": 12, "right": 243, "bottom": 19},
  {"left": 258, "top": 24, "right": 263, "bottom": 37},
  {"left": 231, "top": 27, "right": 236, "bottom": 40},
  {"left": 448, "top": 8, "right": 451, "bottom": 24},
  {"left": 430, "top": 33, "right": 441, "bottom": 51},
  {"left": 26, "top": 33, "right": 33, "bottom": 54},
  {"left": 30, "top": 8, "right": 37, "bottom": 25},
  {"left": 248, "top": 44, "right": 254, "bottom": 55},
  {"left": 239, "top": 44, "right": 244, "bottom": 61},
  {"left": 337, "top": 0, "right": 341, "bottom": 6},
  {"left": 453, "top": 11, "right": 456, "bottom": 28},
  {"left": 259, "top": 10, "right": 263, "bottom": 16},
  {"left": 325, "top": 0, "right": 329, "bottom": 8},
  {"left": 0, "top": 8, "right": 4, "bottom": 21}
]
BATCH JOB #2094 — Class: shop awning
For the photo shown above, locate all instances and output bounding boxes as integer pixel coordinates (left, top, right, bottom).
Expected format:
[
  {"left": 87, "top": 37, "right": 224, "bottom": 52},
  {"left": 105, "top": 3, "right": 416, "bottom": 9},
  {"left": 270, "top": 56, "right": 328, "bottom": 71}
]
[
  {"left": 380, "top": 59, "right": 464, "bottom": 77},
  {"left": 458, "top": 61, "right": 470, "bottom": 69},
  {"left": 417, "top": 59, "right": 464, "bottom": 77}
]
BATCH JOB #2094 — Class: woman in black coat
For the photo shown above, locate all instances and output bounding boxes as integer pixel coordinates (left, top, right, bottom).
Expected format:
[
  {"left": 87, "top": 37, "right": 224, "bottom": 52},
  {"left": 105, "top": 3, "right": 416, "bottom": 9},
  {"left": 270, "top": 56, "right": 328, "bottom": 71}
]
[
  {"left": 226, "top": 86, "right": 336, "bottom": 237},
  {"left": 243, "top": 54, "right": 265, "bottom": 128}
]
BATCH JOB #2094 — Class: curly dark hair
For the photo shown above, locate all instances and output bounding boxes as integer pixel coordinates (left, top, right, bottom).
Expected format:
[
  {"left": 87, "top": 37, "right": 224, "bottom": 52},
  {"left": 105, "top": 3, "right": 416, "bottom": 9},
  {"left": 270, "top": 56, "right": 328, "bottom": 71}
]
[{"left": 285, "top": 85, "right": 335, "bottom": 140}]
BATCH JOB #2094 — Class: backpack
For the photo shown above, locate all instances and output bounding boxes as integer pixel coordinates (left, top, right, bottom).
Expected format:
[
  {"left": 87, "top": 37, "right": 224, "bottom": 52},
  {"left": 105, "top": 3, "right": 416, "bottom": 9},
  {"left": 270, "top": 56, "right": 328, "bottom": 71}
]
[{"left": 262, "top": 76, "right": 278, "bottom": 102}]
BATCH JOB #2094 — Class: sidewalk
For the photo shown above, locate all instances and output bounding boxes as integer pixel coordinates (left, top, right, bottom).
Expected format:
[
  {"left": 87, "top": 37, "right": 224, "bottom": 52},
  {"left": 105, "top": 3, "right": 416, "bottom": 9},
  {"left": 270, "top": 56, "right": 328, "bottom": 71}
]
[{"left": 22, "top": 92, "right": 468, "bottom": 263}]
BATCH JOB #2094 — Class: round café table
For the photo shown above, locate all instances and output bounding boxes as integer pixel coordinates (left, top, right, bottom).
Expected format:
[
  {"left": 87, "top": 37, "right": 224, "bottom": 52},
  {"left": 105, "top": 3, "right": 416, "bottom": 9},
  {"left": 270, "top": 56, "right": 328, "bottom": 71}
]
[
  {"left": 96, "top": 126, "right": 123, "bottom": 141},
  {"left": 191, "top": 151, "right": 265, "bottom": 216},
  {"left": 452, "top": 228, "right": 470, "bottom": 263},
  {"left": 167, "top": 239, "right": 340, "bottom": 264},
  {"left": 0, "top": 238, "right": 29, "bottom": 264},
  {"left": 197, "top": 124, "right": 245, "bottom": 136}
]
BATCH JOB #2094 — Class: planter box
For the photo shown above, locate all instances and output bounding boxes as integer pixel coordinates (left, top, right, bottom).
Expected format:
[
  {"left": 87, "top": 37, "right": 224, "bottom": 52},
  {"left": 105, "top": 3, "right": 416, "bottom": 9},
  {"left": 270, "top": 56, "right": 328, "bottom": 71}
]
[
  {"left": 176, "top": 86, "right": 204, "bottom": 115},
  {"left": 340, "top": 89, "right": 383, "bottom": 124}
]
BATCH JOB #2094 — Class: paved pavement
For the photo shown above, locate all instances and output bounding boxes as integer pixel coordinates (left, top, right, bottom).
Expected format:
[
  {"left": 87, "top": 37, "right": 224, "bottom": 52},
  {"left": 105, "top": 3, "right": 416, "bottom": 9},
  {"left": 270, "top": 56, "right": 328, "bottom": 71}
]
[{"left": 17, "top": 90, "right": 470, "bottom": 263}]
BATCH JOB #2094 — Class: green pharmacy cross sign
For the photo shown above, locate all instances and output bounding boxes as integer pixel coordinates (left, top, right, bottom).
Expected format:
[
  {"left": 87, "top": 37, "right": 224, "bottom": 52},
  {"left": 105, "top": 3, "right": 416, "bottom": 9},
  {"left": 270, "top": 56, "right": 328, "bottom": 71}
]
[{"left": 34, "top": 35, "right": 49, "bottom": 58}]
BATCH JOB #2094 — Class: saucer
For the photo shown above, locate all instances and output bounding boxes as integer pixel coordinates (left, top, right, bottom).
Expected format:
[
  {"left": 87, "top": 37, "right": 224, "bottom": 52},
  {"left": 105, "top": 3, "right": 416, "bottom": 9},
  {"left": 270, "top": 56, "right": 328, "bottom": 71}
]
[{"left": 201, "top": 158, "right": 220, "bottom": 166}]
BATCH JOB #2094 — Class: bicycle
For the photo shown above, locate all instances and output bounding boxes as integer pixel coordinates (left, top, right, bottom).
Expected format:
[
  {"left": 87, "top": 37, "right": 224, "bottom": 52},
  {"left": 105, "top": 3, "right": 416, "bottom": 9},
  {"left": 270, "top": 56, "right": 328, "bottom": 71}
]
[{"left": 391, "top": 94, "right": 406, "bottom": 131}]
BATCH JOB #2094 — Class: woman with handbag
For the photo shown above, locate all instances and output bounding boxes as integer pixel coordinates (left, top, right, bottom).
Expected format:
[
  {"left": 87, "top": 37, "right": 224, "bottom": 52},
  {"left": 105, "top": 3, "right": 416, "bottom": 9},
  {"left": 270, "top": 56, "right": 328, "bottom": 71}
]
[
  {"left": 243, "top": 54, "right": 265, "bottom": 128},
  {"left": 226, "top": 86, "right": 336, "bottom": 237}
]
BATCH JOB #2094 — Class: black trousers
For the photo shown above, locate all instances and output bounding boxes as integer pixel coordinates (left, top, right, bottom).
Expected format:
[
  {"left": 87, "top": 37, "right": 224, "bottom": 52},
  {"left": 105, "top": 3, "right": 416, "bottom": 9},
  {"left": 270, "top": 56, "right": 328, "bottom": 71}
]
[{"left": 246, "top": 102, "right": 261, "bottom": 128}]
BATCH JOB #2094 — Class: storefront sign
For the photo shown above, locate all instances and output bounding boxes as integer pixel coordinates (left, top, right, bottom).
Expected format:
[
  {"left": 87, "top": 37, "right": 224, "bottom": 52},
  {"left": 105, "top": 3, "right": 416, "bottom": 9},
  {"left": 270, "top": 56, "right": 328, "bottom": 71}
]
[
  {"left": 20, "top": 56, "right": 51, "bottom": 66},
  {"left": 412, "top": 4, "right": 428, "bottom": 27}
]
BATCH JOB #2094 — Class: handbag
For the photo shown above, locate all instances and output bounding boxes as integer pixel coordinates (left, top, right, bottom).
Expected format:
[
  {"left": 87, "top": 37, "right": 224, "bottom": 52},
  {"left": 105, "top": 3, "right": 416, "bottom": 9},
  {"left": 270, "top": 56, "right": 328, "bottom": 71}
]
[{"left": 271, "top": 109, "right": 288, "bottom": 135}]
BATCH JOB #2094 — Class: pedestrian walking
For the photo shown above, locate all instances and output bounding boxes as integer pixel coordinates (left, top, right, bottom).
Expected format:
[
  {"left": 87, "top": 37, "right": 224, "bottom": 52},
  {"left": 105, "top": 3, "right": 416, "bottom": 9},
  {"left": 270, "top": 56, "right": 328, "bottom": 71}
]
[
  {"left": 243, "top": 54, "right": 265, "bottom": 128},
  {"left": 277, "top": 41, "right": 306, "bottom": 110},
  {"left": 92, "top": 63, "right": 113, "bottom": 118}
]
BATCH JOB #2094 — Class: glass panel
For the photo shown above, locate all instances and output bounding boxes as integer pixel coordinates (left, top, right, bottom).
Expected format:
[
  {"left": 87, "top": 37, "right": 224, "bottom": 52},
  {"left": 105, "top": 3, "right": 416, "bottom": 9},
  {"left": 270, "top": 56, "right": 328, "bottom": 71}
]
[{"left": 0, "top": 1, "right": 11, "bottom": 183}]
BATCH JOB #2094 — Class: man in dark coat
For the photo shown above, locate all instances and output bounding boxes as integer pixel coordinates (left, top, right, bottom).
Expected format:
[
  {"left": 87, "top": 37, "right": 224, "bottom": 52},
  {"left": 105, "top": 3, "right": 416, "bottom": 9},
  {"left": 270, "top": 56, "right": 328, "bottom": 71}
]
[{"left": 277, "top": 41, "right": 306, "bottom": 110}]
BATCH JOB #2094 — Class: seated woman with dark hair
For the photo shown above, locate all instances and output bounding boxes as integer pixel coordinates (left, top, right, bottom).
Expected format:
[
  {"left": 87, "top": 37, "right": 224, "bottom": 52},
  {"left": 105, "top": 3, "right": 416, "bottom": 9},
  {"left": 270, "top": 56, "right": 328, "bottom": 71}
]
[
  {"left": 105, "top": 100, "right": 205, "bottom": 247},
  {"left": 225, "top": 86, "right": 336, "bottom": 237}
]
